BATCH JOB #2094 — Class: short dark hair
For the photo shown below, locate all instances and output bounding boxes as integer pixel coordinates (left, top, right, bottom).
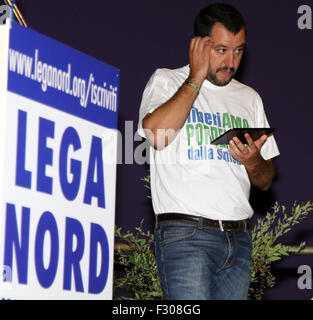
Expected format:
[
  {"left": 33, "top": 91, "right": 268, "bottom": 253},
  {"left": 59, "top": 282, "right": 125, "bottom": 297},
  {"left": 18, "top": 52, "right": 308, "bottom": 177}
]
[{"left": 194, "top": 3, "right": 247, "bottom": 37}]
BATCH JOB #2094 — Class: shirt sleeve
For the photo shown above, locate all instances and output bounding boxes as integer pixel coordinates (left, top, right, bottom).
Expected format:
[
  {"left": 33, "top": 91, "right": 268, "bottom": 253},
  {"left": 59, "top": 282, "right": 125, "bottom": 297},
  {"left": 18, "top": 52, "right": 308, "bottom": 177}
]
[
  {"left": 254, "top": 93, "right": 280, "bottom": 161},
  {"left": 137, "top": 69, "right": 177, "bottom": 139}
]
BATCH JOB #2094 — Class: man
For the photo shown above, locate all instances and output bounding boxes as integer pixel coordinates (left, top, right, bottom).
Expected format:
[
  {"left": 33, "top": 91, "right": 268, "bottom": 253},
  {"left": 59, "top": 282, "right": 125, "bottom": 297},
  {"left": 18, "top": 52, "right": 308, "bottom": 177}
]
[{"left": 137, "top": 3, "right": 279, "bottom": 300}]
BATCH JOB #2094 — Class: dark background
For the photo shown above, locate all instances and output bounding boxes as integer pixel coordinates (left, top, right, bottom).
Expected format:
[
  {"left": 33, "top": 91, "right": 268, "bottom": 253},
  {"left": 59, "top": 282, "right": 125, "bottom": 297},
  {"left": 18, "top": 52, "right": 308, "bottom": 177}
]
[{"left": 8, "top": 0, "right": 313, "bottom": 299}]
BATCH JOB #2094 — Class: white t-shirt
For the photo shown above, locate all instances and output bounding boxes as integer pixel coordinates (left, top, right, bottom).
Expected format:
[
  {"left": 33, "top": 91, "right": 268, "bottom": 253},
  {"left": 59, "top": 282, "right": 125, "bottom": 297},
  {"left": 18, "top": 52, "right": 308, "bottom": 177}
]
[{"left": 137, "top": 65, "right": 280, "bottom": 221}]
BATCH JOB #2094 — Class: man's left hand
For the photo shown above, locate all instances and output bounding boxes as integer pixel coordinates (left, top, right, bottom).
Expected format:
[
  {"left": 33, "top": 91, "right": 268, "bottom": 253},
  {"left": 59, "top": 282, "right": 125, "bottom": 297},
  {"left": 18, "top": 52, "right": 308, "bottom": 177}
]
[{"left": 229, "top": 133, "right": 267, "bottom": 169}]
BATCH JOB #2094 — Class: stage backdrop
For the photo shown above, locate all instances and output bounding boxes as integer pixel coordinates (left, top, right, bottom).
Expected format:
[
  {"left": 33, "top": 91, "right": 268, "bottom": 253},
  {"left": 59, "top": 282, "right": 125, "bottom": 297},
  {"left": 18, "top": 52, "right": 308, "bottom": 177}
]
[{"left": 11, "top": 0, "right": 313, "bottom": 299}]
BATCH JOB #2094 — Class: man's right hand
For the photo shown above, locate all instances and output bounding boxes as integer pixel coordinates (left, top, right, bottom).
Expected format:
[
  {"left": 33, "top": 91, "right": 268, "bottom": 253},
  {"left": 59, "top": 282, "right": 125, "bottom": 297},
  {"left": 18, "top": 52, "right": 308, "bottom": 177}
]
[{"left": 188, "top": 36, "right": 213, "bottom": 87}]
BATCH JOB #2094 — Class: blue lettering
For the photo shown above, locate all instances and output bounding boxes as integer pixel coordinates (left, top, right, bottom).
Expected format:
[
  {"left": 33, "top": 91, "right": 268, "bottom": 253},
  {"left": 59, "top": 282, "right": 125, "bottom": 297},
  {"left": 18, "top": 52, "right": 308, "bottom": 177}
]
[
  {"left": 223, "top": 150, "right": 230, "bottom": 162},
  {"left": 83, "top": 136, "right": 105, "bottom": 208},
  {"left": 195, "top": 108, "right": 204, "bottom": 123},
  {"left": 188, "top": 147, "right": 193, "bottom": 160},
  {"left": 204, "top": 112, "right": 212, "bottom": 125},
  {"left": 63, "top": 217, "right": 85, "bottom": 292},
  {"left": 4, "top": 203, "right": 30, "bottom": 284},
  {"left": 217, "top": 148, "right": 223, "bottom": 160},
  {"left": 37, "top": 117, "right": 55, "bottom": 194},
  {"left": 3, "top": 204, "right": 112, "bottom": 294},
  {"left": 213, "top": 113, "right": 217, "bottom": 126},
  {"left": 217, "top": 112, "right": 222, "bottom": 127},
  {"left": 88, "top": 223, "right": 109, "bottom": 294},
  {"left": 59, "top": 127, "right": 82, "bottom": 201},
  {"left": 208, "top": 147, "right": 214, "bottom": 160},
  {"left": 15, "top": 110, "right": 32, "bottom": 189},
  {"left": 35, "top": 211, "right": 59, "bottom": 288}
]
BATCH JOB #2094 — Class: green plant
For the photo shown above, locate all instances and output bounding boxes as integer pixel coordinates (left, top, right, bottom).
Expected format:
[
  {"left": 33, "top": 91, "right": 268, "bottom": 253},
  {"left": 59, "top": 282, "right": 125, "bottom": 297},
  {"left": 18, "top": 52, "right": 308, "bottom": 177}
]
[
  {"left": 249, "top": 201, "right": 313, "bottom": 299},
  {"left": 114, "top": 221, "right": 162, "bottom": 300},
  {"left": 141, "top": 174, "right": 151, "bottom": 198}
]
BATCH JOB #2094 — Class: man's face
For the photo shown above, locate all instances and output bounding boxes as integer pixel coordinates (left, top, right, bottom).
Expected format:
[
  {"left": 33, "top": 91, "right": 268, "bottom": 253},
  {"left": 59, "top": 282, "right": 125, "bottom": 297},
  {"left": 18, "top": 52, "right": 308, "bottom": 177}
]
[{"left": 207, "top": 23, "right": 246, "bottom": 86}]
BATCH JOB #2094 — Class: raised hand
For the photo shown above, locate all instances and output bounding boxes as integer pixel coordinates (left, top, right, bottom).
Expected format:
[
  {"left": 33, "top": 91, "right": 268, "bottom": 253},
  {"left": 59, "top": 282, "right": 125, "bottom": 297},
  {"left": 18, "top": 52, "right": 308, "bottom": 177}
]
[{"left": 188, "top": 36, "right": 213, "bottom": 87}]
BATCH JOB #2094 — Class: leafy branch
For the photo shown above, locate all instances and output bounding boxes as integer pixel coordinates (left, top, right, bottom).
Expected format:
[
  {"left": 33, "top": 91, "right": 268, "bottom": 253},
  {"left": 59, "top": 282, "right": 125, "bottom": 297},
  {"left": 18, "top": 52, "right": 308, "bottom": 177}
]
[
  {"left": 114, "top": 221, "right": 162, "bottom": 300},
  {"left": 249, "top": 201, "right": 313, "bottom": 299}
]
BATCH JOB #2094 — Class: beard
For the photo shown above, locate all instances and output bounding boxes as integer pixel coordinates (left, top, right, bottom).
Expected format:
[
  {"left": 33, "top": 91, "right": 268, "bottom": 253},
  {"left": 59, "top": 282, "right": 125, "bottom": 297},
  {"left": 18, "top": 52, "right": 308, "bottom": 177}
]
[{"left": 207, "top": 66, "right": 236, "bottom": 87}]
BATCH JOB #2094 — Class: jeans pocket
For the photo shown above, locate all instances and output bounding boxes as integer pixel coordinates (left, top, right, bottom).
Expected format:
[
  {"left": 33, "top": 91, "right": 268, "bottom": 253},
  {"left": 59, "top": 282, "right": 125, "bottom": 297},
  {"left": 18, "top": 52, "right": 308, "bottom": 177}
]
[{"left": 160, "top": 224, "right": 197, "bottom": 245}]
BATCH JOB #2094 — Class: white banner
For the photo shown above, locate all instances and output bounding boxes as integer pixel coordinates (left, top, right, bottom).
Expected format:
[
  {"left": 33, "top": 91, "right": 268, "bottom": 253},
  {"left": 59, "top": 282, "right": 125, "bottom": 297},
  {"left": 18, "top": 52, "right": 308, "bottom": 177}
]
[{"left": 0, "top": 22, "right": 119, "bottom": 300}]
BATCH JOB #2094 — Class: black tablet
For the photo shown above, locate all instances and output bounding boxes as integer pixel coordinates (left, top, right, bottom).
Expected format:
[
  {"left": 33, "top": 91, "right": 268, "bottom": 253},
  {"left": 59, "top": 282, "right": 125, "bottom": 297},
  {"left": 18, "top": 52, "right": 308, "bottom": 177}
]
[{"left": 211, "top": 128, "right": 276, "bottom": 145}]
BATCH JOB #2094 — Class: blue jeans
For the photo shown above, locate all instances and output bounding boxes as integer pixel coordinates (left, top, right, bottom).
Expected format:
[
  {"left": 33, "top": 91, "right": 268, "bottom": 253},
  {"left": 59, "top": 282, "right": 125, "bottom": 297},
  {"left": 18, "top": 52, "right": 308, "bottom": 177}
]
[{"left": 154, "top": 219, "right": 252, "bottom": 300}]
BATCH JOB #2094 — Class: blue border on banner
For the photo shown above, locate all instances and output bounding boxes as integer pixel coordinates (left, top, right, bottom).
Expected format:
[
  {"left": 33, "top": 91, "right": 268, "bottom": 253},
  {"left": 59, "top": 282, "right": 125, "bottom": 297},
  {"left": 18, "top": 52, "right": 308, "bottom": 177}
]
[{"left": 7, "top": 22, "right": 119, "bottom": 129}]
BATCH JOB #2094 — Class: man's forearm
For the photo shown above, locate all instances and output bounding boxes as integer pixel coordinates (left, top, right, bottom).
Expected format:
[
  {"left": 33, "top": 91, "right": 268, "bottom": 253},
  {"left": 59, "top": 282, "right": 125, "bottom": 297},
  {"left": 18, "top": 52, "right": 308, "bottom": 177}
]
[
  {"left": 143, "top": 79, "right": 200, "bottom": 149},
  {"left": 245, "top": 158, "right": 275, "bottom": 191}
]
